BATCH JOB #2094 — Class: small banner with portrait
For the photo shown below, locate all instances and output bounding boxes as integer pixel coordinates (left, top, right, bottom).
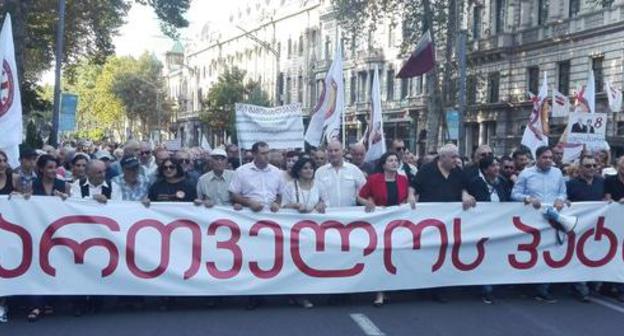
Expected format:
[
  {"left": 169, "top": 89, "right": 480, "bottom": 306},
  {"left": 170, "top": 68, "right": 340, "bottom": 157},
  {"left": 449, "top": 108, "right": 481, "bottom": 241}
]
[{"left": 567, "top": 112, "right": 607, "bottom": 151}]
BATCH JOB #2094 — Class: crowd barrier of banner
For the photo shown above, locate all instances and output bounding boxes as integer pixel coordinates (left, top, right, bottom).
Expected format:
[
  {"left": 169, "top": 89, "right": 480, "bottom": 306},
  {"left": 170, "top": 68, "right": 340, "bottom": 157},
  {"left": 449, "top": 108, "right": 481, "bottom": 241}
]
[{"left": 1, "top": 196, "right": 623, "bottom": 296}]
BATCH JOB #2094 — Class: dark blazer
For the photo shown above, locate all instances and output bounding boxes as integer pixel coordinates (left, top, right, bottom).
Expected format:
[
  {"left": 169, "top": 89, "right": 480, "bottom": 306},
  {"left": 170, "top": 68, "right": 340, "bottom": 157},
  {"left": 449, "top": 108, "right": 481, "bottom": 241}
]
[
  {"left": 359, "top": 172, "right": 409, "bottom": 206},
  {"left": 467, "top": 174, "right": 510, "bottom": 202}
]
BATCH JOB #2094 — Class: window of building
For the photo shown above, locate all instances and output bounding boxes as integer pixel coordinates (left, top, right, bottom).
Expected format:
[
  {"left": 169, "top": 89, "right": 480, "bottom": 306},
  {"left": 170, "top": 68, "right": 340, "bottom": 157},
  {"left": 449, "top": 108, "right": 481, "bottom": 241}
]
[
  {"left": 400, "top": 78, "right": 409, "bottom": 100},
  {"left": 527, "top": 66, "right": 540, "bottom": 94},
  {"left": 467, "top": 75, "right": 476, "bottom": 105},
  {"left": 537, "top": 0, "right": 548, "bottom": 25},
  {"left": 558, "top": 60, "right": 570, "bottom": 96},
  {"left": 488, "top": 72, "right": 500, "bottom": 103},
  {"left": 617, "top": 121, "right": 624, "bottom": 136},
  {"left": 299, "top": 35, "right": 304, "bottom": 55},
  {"left": 415, "top": 76, "right": 423, "bottom": 95},
  {"left": 495, "top": 0, "right": 505, "bottom": 34},
  {"left": 278, "top": 72, "right": 285, "bottom": 105},
  {"left": 593, "top": 56, "right": 604, "bottom": 92},
  {"left": 325, "top": 36, "right": 331, "bottom": 60},
  {"left": 569, "top": 0, "right": 581, "bottom": 17},
  {"left": 309, "top": 81, "right": 316, "bottom": 108},
  {"left": 358, "top": 71, "right": 367, "bottom": 102},
  {"left": 297, "top": 76, "right": 303, "bottom": 103},
  {"left": 472, "top": 6, "right": 482, "bottom": 40},
  {"left": 286, "top": 77, "right": 292, "bottom": 104},
  {"left": 350, "top": 75, "right": 357, "bottom": 104},
  {"left": 386, "top": 69, "right": 395, "bottom": 100}
]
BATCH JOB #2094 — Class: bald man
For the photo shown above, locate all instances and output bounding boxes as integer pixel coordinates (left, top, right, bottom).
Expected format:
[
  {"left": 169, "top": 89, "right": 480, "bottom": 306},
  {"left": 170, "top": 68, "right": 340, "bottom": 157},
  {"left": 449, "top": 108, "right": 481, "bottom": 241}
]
[
  {"left": 350, "top": 143, "right": 374, "bottom": 175},
  {"left": 71, "top": 159, "right": 122, "bottom": 202},
  {"left": 315, "top": 141, "right": 366, "bottom": 207}
]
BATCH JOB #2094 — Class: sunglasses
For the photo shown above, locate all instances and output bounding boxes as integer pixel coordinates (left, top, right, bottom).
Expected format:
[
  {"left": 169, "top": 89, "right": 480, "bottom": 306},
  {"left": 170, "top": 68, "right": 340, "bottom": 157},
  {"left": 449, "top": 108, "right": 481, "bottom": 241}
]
[
  {"left": 163, "top": 165, "right": 176, "bottom": 170},
  {"left": 180, "top": 159, "right": 191, "bottom": 164},
  {"left": 394, "top": 146, "right": 406, "bottom": 151},
  {"left": 140, "top": 150, "right": 152, "bottom": 155},
  {"left": 583, "top": 164, "right": 597, "bottom": 168},
  {"left": 503, "top": 166, "right": 514, "bottom": 169}
]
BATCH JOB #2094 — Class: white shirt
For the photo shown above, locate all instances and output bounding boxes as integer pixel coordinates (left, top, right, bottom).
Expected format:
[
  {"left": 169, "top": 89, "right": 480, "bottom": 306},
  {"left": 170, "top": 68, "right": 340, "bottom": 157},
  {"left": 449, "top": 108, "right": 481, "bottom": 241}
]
[
  {"left": 71, "top": 179, "right": 122, "bottom": 201},
  {"left": 282, "top": 180, "right": 323, "bottom": 211},
  {"left": 315, "top": 161, "right": 366, "bottom": 207},
  {"left": 197, "top": 170, "right": 234, "bottom": 206},
  {"left": 229, "top": 162, "right": 285, "bottom": 206}
]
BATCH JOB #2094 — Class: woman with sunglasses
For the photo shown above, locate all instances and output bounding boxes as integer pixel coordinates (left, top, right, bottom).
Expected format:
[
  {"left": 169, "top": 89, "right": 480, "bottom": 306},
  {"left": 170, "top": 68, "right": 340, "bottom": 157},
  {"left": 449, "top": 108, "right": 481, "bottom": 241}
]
[{"left": 147, "top": 158, "right": 197, "bottom": 203}]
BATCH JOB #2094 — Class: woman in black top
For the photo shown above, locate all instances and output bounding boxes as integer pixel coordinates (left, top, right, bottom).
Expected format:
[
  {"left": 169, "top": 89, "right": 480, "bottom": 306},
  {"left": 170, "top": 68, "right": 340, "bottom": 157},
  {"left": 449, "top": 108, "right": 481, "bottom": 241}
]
[
  {"left": 32, "top": 155, "right": 69, "bottom": 198},
  {"left": 148, "top": 158, "right": 197, "bottom": 203},
  {"left": 0, "top": 150, "right": 12, "bottom": 195}
]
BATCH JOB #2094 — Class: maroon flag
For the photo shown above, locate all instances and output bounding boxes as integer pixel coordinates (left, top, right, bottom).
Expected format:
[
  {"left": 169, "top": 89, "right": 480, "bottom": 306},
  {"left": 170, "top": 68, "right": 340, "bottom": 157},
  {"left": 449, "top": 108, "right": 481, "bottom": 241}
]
[{"left": 397, "top": 30, "right": 435, "bottom": 78}]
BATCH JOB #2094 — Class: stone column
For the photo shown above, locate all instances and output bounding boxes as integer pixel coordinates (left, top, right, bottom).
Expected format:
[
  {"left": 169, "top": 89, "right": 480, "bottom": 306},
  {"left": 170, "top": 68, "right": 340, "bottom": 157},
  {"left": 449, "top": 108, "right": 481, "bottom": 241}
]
[
  {"left": 548, "top": 0, "right": 563, "bottom": 22},
  {"left": 478, "top": 121, "right": 487, "bottom": 145}
]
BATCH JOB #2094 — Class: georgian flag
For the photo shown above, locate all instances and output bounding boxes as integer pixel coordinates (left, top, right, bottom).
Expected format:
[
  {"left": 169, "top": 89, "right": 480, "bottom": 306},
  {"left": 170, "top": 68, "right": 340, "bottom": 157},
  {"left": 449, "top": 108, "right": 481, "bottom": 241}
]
[
  {"left": 0, "top": 14, "right": 22, "bottom": 168},
  {"left": 521, "top": 72, "right": 549, "bottom": 159},
  {"left": 551, "top": 89, "right": 570, "bottom": 118},
  {"left": 605, "top": 80, "right": 622, "bottom": 113}
]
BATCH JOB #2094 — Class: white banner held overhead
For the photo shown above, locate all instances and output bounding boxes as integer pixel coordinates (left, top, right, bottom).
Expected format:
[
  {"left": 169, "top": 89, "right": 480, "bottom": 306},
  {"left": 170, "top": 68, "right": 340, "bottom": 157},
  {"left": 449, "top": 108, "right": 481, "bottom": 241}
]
[
  {"left": 235, "top": 103, "right": 304, "bottom": 149},
  {"left": 1, "top": 197, "right": 624, "bottom": 296}
]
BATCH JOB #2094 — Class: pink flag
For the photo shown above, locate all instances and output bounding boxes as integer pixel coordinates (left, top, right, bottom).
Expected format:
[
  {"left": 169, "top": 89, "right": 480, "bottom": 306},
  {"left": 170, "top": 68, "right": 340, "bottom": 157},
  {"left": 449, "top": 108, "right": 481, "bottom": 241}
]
[{"left": 397, "top": 30, "right": 435, "bottom": 78}]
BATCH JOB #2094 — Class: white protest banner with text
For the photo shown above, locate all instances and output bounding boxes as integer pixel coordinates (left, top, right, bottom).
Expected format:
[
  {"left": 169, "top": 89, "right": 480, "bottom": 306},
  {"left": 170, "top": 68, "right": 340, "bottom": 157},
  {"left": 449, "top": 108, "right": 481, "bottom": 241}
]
[
  {"left": 1, "top": 197, "right": 623, "bottom": 296},
  {"left": 236, "top": 103, "right": 304, "bottom": 149}
]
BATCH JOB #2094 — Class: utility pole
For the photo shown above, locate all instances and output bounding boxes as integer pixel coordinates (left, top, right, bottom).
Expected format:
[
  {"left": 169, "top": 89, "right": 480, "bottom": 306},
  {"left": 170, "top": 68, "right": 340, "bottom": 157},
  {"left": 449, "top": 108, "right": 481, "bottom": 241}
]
[
  {"left": 457, "top": 0, "right": 468, "bottom": 157},
  {"left": 50, "top": 0, "right": 65, "bottom": 147}
]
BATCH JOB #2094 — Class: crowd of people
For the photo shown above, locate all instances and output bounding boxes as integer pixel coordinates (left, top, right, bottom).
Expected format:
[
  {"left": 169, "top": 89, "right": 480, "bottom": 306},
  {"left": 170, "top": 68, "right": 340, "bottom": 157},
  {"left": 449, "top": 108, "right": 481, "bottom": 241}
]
[{"left": 1, "top": 137, "right": 623, "bottom": 322}]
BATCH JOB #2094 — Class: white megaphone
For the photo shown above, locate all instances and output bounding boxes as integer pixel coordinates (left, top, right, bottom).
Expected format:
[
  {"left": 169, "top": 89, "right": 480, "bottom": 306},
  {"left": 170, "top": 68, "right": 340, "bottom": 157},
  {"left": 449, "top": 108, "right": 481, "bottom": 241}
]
[{"left": 542, "top": 207, "right": 578, "bottom": 233}]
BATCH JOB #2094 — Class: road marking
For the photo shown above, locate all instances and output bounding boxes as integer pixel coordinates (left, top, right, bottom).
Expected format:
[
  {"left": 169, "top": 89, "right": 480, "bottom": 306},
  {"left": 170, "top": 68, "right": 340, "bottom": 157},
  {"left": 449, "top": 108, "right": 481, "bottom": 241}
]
[
  {"left": 590, "top": 297, "right": 624, "bottom": 314},
  {"left": 350, "top": 313, "right": 385, "bottom": 336}
]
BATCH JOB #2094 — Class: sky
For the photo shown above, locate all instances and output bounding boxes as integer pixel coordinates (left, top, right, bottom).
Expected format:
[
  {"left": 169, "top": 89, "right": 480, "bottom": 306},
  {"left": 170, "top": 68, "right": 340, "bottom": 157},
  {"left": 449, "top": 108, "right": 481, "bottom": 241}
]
[{"left": 114, "top": 0, "right": 243, "bottom": 60}]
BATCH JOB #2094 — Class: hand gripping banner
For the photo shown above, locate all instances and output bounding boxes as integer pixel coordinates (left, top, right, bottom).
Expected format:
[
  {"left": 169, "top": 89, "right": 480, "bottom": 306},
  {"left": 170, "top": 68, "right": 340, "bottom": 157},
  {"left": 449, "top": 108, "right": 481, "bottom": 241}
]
[{"left": 0, "top": 196, "right": 623, "bottom": 296}]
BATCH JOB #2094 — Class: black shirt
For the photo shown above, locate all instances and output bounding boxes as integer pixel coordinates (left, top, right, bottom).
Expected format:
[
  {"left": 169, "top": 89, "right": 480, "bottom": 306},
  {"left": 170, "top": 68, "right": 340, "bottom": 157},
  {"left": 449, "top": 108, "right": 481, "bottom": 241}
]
[
  {"left": 604, "top": 175, "right": 624, "bottom": 201},
  {"left": 412, "top": 159, "right": 466, "bottom": 202},
  {"left": 386, "top": 181, "right": 398, "bottom": 206},
  {"left": 148, "top": 178, "right": 197, "bottom": 202},
  {"left": 566, "top": 176, "right": 604, "bottom": 202},
  {"left": 0, "top": 174, "right": 12, "bottom": 195},
  {"left": 32, "top": 178, "right": 66, "bottom": 196}
]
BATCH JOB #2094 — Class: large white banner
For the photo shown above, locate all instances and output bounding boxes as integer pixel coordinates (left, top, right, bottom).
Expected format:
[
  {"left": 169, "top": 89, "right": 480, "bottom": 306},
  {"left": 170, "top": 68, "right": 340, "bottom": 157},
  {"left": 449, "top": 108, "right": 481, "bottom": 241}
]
[
  {"left": 1, "top": 197, "right": 623, "bottom": 296},
  {"left": 235, "top": 103, "right": 304, "bottom": 149}
]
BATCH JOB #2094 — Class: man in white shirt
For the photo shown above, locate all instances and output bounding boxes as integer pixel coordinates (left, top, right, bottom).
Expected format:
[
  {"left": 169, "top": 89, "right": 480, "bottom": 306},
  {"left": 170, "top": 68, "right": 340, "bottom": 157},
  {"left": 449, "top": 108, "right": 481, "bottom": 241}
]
[
  {"left": 229, "top": 141, "right": 285, "bottom": 212},
  {"left": 315, "top": 140, "right": 366, "bottom": 207},
  {"left": 71, "top": 159, "right": 122, "bottom": 203}
]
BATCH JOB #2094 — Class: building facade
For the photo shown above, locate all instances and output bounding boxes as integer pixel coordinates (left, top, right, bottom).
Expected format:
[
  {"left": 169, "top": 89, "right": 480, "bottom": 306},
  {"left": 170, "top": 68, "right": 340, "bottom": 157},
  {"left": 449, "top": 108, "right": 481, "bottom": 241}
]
[{"left": 165, "top": 0, "right": 624, "bottom": 158}]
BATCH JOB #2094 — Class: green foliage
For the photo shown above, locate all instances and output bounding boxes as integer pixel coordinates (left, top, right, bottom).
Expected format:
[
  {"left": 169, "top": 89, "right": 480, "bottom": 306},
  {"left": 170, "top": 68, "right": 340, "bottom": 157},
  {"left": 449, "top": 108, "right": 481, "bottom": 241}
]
[
  {"left": 24, "top": 120, "right": 44, "bottom": 149},
  {"left": 200, "top": 67, "right": 272, "bottom": 140},
  {"left": 0, "top": 0, "right": 189, "bottom": 117}
]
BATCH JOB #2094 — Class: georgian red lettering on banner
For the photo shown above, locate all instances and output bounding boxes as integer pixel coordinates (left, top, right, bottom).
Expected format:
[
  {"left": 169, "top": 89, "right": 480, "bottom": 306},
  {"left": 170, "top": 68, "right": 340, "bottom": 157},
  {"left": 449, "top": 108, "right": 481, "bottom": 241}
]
[
  {"left": 0, "top": 214, "right": 33, "bottom": 278},
  {"left": 543, "top": 231, "right": 576, "bottom": 268},
  {"left": 206, "top": 219, "right": 243, "bottom": 279},
  {"left": 383, "top": 219, "right": 448, "bottom": 274},
  {"left": 507, "top": 217, "right": 540, "bottom": 270},
  {"left": 249, "top": 220, "right": 284, "bottom": 279},
  {"left": 39, "top": 215, "right": 120, "bottom": 277},
  {"left": 451, "top": 218, "right": 488, "bottom": 271},
  {"left": 290, "top": 220, "right": 377, "bottom": 277},
  {"left": 126, "top": 219, "right": 202, "bottom": 279},
  {"left": 577, "top": 217, "right": 617, "bottom": 267}
]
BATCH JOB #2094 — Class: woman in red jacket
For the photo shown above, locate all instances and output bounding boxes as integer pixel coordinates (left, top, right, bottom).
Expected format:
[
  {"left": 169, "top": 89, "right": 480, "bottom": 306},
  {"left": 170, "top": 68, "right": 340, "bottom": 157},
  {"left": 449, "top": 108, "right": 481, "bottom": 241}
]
[{"left": 357, "top": 151, "right": 415, "bottom": 306}]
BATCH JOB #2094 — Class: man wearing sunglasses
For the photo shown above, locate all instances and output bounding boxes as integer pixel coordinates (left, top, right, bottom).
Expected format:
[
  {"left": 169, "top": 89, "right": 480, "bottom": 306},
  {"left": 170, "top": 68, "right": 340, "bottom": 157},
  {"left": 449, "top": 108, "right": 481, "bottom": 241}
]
[
  {"left": 175, "top": 149, "right": 200, "bottom": 187},
  {"left": 138, "top": 142, "right": 157, "bottom": 178},
  {"left": 565, "top": 155, "right": 604, "bottom": 302},
  {"left": 464, "top": 144, "right": 494, "bottom": 179},
  {"left": 391, "top": 139, "right": 417, "bottom": 181}
]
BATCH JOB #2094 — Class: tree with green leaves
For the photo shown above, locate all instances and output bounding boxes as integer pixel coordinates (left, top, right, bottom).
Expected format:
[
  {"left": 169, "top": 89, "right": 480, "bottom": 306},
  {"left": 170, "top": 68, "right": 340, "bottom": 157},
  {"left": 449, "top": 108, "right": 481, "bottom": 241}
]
[
  {"left": 0, "top": 0, "right": 190, "bottom": 115},
  {"left": 334, "top": 0, "right": 461, "bottom": 151},
  {"left": 200, "top": 67, "right": 271, "bottom": 142}
]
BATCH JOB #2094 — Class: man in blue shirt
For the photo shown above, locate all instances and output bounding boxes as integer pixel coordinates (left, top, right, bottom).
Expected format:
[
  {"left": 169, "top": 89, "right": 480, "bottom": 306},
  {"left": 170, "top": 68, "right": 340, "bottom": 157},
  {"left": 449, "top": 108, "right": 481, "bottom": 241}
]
[{"left": 512, "top": 145, "right": 566, "bottom": 303}]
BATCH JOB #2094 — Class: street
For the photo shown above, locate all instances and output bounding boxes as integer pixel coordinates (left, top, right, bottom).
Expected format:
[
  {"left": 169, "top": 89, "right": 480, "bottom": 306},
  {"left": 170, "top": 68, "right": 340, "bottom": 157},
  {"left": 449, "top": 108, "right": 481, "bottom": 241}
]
[{"left": 3, "top": 286, "right": 624, "bottom": 336}]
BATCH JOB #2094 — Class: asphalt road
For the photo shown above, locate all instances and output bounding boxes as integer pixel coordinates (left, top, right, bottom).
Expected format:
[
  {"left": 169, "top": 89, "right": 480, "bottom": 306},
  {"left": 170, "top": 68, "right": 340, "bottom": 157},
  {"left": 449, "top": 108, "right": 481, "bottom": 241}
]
[{"left": 2, "top": 286, "right": 624, "bottom": 336}]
